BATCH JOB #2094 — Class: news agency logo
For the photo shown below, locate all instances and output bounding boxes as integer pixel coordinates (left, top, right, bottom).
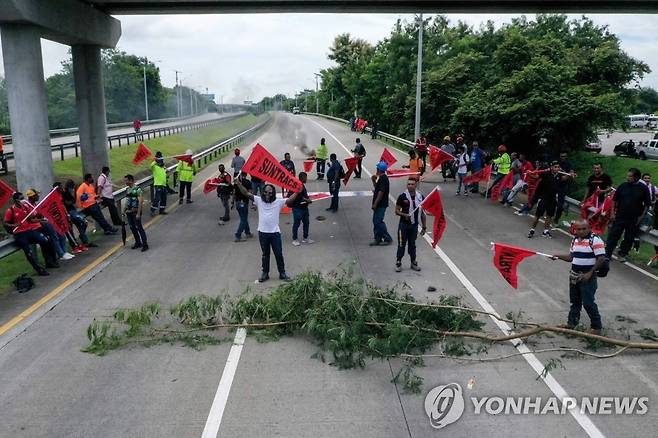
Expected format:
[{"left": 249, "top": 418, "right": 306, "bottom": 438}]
[{"left": 424, "top": 383, "right": 465, "bottom": 429}]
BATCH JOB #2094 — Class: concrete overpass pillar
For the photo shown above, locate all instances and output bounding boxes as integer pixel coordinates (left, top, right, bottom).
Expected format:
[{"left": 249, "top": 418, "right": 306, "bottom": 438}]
[
  {"left": 0, "top": 24, "right": 53, "bottom": 194},
  {"left": 72, "top": 45, "right": 109, "bottom": 177}
]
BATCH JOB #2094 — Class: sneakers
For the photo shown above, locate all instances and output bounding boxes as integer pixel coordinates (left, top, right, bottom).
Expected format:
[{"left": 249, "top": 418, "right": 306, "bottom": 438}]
[
  {"left": 258, "top": 272, "right": 269, "bottom": 283},
  {"left": 395, "top": 263, "right": 402, "bottom": 272},
  {"left": 455, "top": 192, "right": 461, "bottom": 196},
  {"left": 218, "top": 220, "right": 225, "bottom": 226},
  {"left": 186, "top": 199, "right": 193, "bottom": 204},
  {"left": 527, "top": 229, "right": 535, "bottom": 239},
  {"left": 381, "top": 240, "right": 393, "bottom": 246},
  {"left": 178, "top": 199, "right": 184, "bottom": 205},
  {"left": 141, "top": 245, "right": 149, "bottom": 252},
  {"left": 587, "top": 328, "right": 603, "bottom": 336},
  {"left": 279, "top": 272, "right": 291, "bottom": 281},
  {"left": 234, "top": 236, "right": 245, "bottom": 242},
  {"left": 542, "top": 230, "right": 553, "bottom": 239},
  {"left": 292, "top": 240, "right": 301, "bottom": 246},
  {"left": 131, "top": 243, "right": 142, "bottom": 250},
  {"left": 302, "top": 238, "right": 314, "bottom": 244},
  {"left": 245, "top": 233, "right": 254, "bottom": 238},
  {"left": 60, "top": 252, "right": 75, "bottom": 260},
  {"left": 616, "top": 253, "right": 627, "bottom": 263},
  {"left": 515, "top": 210, "right": 529, "bottom": 216},
  {"left": 71, "top": 246, "right": 84, "bottom": 254},
  {"left": 37, "top": 268, "right": 50, "bottom": 276},
  {"left": 410, "top": 262, "right": 421, "bottom": 272},
  {"left": 369, "top": 240, "right": 381, "bottom": 246},
  {"left": 463, "top": 192, "right": 469, "bottom": 197}
]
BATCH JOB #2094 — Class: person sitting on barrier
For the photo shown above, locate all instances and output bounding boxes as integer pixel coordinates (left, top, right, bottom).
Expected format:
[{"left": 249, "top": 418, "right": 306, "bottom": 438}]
[
  {"left": 76, "top": 173, "right": 118, "bottom": 234},
  {"left": 124, "top": 174, "right": 148, "bottom": 252},
  {"left": 3, "top": 192, "right": 59, "bottom": 275},
  {"left": 176, "top": 149, "right": 196, "bottom": 205},
  {"left": 26, "top": 189, "right": 75, "bottom": 261},
  {"left": 52, "top": 182, "right": 86, "bottom": 255},
  {"left": 150, "top": 155, "right": 168, "bottom": 215},
  {"left": 63, "top": 179, "right": 95, "bottom": 248}
]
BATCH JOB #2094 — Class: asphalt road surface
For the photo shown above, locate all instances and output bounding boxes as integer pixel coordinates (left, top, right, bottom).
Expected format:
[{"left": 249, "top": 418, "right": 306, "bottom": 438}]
[{"left": 0, "top": 112, "right": 657, "bottom": 437}]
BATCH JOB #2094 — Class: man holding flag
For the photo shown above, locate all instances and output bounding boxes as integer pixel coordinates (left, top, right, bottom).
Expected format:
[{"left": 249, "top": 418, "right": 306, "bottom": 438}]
[
  {"left": 395, "top": 178, "right": 427, "bottom": 272},
  {"left": 352, "top": 138, "right": 366, "bottom": 179},
  {"left": 370, "top": 162, "right": 393, "bottom": 246},
  {"left": 176, "top": 149, "right": 196, "bottom": 205}
]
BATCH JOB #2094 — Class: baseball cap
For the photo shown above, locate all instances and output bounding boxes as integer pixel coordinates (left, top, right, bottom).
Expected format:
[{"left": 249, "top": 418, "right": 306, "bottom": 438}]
[
  {"left": 25, "top": 189, "right": 39, "bottom": 198},
  {"left": 376, "top": 161, "right": 388, "bottom": 172}
]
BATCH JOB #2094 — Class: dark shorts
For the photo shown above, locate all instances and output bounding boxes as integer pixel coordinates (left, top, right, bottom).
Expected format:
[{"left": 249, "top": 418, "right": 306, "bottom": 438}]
[{"left": 535, "top": 198, "right": 556, "bottom": 218}]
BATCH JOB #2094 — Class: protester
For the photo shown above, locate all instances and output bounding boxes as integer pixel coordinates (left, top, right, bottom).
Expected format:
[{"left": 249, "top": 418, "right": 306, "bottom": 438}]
[
  {"left": 349, "top": 115, "right": 356, "bottom": 131},
  {"left": 440, "top": 136, "right": 456, "bottom": 182},
  {"left": 176, "top": 149, "right": 196, "bottom": 205},
  {"left": 133, "top": 118, "right": 142, "bottom": 139},
  {"left": 468, "top": 141, "right": 484, "bottom": 193},
  {"left": 232, "top": 172, "right": 253, "bottom": 242},
  {"left": 3, "top": 192, "right": 58, "bottom": 275},
  {"left": 53, "top": 182, "right": 85, "bottom": 254},
  {"left": 486, "top": 144, "right": 511, "bottom": 196},
  {"left": 280, "top": 152, "right": 296, "bottom": 195},
  {"left": 289, "top": 172, "right": 314, "bottom": 246},
  {"left": 326, "top": 153, "right": 344, "bottom": 212},
  {"left": 605, "top": 168, "right": 652, "bottom": 262},
  {"left": 370, "top": 120, "right": 379, "bottom": 140},
  {"left": 231, "top": 148, "right": 245, "bottom": 177},
  {"left": 26, "top": 188, "right": 74, "bottom": 260},
  {"left": 415, "top": 134, "right": 428, "bottom": 171},
  {"left": 316, "top": 138, "right": 329, "bottom": 180},
  {"left": 77, "top": 173, "right": 118, "bottom": 234},
  {"left": 149, "top": 156, "right": 168, "bottom": 215},
  {"left": 395, "top": 178, "right": 427, "bottom": 272},
  {"left": 234, "top": 181, "right": 299, "bottom": 282},
  {"left": 370, "top": 161, "right": 393, "bottom": 246},
  {"left": 554, "top": 151, "right": 575, "bottom": 225},
  {"left": 97, "top": 166, "right": 122, "bottom": 226},
  {"left": 528, "top": 161, "right": 564, "bottom": 239},
  {"left": 455, "top": 144, "right": 470, "bottom": 196},
  {"left": 64, "top": 179, "right": 94, "bottom": 247},
  {"left": 551, "top": 218, "right": 605, "bottom": 334},
  {"left": 216, "top": 163, "right": 233, "bottom": 225},
  {"left": 352, "top": 138, "right": 366, "bottom": 179},
  {"left": 402, "top": 149, "right": 424, "bottom": 179},
  {"left": 504, "top": 155, "right": 535, "bottom": 207},
  {"left": 634, "top": 173, "right": 657, "bottom": 252},
  {"left": 583, "top": 163, "right": 613, "bottom": 204},
  {"left": 124, "top": 174, "right": 148, "bottom": 252}
]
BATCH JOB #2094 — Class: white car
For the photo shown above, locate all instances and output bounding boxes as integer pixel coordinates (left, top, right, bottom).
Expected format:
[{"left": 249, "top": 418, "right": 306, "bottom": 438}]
[
  {"left": 637, "top": 138, "right": 658, "bottom": 160},
  {"left": 292, "top": 107, "right": 300, "bottom": 114}
]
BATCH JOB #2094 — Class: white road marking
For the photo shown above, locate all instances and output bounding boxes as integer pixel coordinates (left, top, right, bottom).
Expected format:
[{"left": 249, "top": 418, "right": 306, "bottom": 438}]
[
  {"left": 306, "top": 115, "right": 605, "bottom": 438},
  {"left": 201, "top": 328, "right": 247, "bottom": 438}
]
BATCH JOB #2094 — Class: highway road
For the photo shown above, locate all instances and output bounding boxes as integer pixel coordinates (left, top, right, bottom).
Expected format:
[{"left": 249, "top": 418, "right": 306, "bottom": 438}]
[{"left": 0, "top": 112, "right": 657, "bottom": 437}]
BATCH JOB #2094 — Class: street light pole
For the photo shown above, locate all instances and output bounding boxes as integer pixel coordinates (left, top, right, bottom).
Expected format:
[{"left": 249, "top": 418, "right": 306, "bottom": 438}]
[
  {"left": 414, "top": 13, "right": 424, "bottom": 141},
  {"left": 314, "top": 73, "right": 321, "bottom": 114},
  {"left": 174, "top": 70, "right": 182, "bottom": 118},
  {"left": 143, "top": 59, "right": 149, "bottom": 121}
]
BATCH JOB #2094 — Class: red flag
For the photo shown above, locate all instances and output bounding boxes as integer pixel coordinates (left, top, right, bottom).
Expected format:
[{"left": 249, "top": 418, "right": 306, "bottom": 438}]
[
  {"left": 303, "top": 159, "right": 315, "bottom": 173},
  {"left": 421, "top": 188, "right": 447, "bottom": 248},
  {"left": 243, "top": 143, "right": 303, "bottom": 193},
  {"left": 492, "top": 242, "right": 538, "bottom": 289},
  {"left": 342, "top": 156, "right": 359, "bottom": 186},
  {"left": 379, "top": 148, "right": 398, "bottom": 168},
  {"left": 463, "top": 165, "right": 492, "bottom": 185},
  {"left": 386, "top": 169, "right": 420, "bottom": 178},
  {"left": 132, "top": 143, "right": 152, "bottom": 165},
  {"left": 490, "top": 171, "right": 515, "bottom": 202},
  {"left": 175, "top": 154, "right": 194, "bottom": 166},
  {"left": 309, "top": 192, "right": 331, "bottom": 201},
  {"left": 37, "top": 190, "right": 70, "bottom": 236},
  {"left": 0, "top": 178, "right": 15, "bottom": 207},
  {"left": 580, "top": 189, "right": 600, "bottom": 219},
  {"left": 428, "top": 145, "right": 455, "bottom": 171},
  {"left": 203, "top": 178, "right": 219, "bottom": 195},
  {"left": 589, "top": 194, "right": 614, "bottom": 235}
]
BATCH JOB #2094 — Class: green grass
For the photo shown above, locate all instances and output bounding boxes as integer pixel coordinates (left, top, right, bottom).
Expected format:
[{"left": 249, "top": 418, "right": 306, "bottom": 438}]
[
  {"left": 0, "top": 114, "right": 266, "bottom": 295},
  {"left": 53, "top": 114, "right": 263, "bottom": 183}
]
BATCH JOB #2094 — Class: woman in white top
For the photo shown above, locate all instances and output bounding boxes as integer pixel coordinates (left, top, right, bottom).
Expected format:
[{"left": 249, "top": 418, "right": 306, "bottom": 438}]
[{"left": 456, "top": 145, "right": 470, "bottom": 196}]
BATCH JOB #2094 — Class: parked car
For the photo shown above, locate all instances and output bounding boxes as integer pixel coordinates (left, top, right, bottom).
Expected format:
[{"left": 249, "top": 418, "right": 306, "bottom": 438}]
[
  {"left": 636, "top": 139, "right": 658, "bottom": 160},
  {"left": 292, "top": 107, "right": 300, "bottom": 114},
  {"left": 584, "top": 142, "right": 601, "bottom": 153},
  {"left": 613, "top": 140, "right": 637, "bottom": 157}
]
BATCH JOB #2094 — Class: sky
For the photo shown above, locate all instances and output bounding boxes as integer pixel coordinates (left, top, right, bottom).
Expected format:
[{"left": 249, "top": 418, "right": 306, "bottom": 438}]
[{"left": 0, "top": 13, "right": 657, "bottom": 103}]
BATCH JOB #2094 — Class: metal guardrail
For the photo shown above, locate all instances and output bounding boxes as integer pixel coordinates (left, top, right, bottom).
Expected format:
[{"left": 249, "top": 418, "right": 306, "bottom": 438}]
[
  {"left": 305, "top": 112, "right": 658, "bottom": 248},
  {"left": 0, "top": 115, "right": 270, "bottom": 261},
  {"left": 2, "top": 113, "right": 245, "bottom": 162}
]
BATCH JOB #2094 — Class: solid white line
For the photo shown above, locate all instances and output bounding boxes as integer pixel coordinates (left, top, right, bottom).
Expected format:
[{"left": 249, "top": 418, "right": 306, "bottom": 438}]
[
  {"left": 201, "top": 327, "right": 247, "bottom": 438},
  {"left": 306, "top": 115, "right": 605, "bottom": 438}
]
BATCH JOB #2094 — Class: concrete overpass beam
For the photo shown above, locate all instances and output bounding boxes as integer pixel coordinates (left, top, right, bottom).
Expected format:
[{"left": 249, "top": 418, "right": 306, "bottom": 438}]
[
  {"left": 0, "top": 24, "right": 53, "bottom": 194},
  {"left": 72, "top": 45, "right": 109, "bottom": 178}
]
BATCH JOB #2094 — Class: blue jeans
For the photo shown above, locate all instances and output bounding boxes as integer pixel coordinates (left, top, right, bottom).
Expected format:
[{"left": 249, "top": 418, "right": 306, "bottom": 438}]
[
  {"left": 456, "top": 172, "right": 467, "bottom": 193},
  {"left": 258, "top": 231, "right": 285, "bottom": 275},
  {"left": 373, "top": 207, "right": 392, "bottom": 243},
  {"left": 41, "top": 222, "right": 65, "bottom": 257},
  {"left": 235, "top": 201, "right": 251, "bottom": 238},
  {"left": 126, "top": 212, "right": 147, "bottom": 246},
  {"left": 151, "top": 185, "right": 167, "bottom": 213},
  {"left": 69, "top": 210, "right": 89, "bottom": 244},
  {"left": 292, "top": 207, "right": 309, "bottom": 240},
  {"left": 568, "top": 274, "right": 602, "bottom": 329}
]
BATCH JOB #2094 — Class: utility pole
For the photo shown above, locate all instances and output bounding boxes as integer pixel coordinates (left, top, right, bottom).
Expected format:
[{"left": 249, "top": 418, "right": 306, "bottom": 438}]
[
  {"left": 314, "top": 73, "right": 321, "bottom": 114},
  {"left": 174, "top": 70, "right": 182, "bottom": 118},
  {"left": 414, "top": 13, "right": 424, "bottom": 141},
  {"left": 143, "top": 58, "right": 149, "bottom": 121}
]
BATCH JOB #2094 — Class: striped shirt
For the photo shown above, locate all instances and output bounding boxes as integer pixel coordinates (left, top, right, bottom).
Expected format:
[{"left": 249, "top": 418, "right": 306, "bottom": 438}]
[{"left": 570, "top": 234, "right": 605, "bottom": 272}]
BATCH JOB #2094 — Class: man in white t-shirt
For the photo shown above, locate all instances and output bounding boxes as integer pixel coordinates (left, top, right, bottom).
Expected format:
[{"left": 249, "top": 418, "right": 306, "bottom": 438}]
[{"left": 235, "top": 180, "right": 300, "bottom": 282}]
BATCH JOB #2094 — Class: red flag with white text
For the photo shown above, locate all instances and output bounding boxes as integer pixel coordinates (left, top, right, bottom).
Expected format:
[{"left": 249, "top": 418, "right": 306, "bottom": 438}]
[
  {"left": 243, "top": 143, "right": 303, "bottom": 192},
  {"left": 379, "top": 148, "right": 398, "bottom": 168},
  {"left": 342, "top": 156, "right": 359, "bottom": 186},
  {"left": 420, "top": 187, "right": 447, "bottom": 248},
  {"left": 463, "top": 165, "right": 492, "bottom": 185},
  {"left": 428, "top": 145, "right": 455, "bottom": 171},
  {"left": 492, "top": 242, "right": 538, "bottom": 289},
  {"left": 132, "top": 143, "right": 152, "bottom": 165},
  {"left": 37, "top": 190, "right": 70, "bottom": 236}
]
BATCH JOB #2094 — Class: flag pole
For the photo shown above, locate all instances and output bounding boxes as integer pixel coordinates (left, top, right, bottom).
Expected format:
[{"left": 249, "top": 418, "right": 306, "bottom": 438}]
[
  {"left": 17, "top": 187, "right": 58, "bottom": 226},
  {"left": 484, "top": 167, "right": 492, "bottom": 199}
]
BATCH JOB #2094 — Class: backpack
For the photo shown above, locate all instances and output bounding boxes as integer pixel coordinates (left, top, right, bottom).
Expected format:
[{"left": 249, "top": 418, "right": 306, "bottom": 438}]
[
  {"left": 13, "top": 274, "right": 35, "bottom": 293},
  {"left": 572, "top": 234, "right": 610, "bottom": 278}
]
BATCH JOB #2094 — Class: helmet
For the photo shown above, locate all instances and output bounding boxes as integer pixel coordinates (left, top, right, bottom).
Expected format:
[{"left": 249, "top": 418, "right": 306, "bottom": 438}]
[
  {"left": 376, "top": 161, "right": 388, "bottom": 172},
  {"left": 443, "top": 135, "right": 451, "bottom": 141},
  {"left": 497, "top": 144, "right": 507, "bottom": 153},
  {"left": 185, "top": 149, "right": 193, "bottom": 156}
]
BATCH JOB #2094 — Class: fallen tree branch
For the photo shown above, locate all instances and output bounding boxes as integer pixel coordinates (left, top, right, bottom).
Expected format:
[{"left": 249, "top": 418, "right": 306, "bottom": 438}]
[{"left": 401, "top": 346, "right": 631, "bottom": 362}]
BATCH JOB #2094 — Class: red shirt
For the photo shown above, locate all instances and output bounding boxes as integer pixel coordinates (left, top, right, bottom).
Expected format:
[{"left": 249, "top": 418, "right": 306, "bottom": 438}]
[{"left": 3, "top": 203, "right": 41, "bottom": 233}]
